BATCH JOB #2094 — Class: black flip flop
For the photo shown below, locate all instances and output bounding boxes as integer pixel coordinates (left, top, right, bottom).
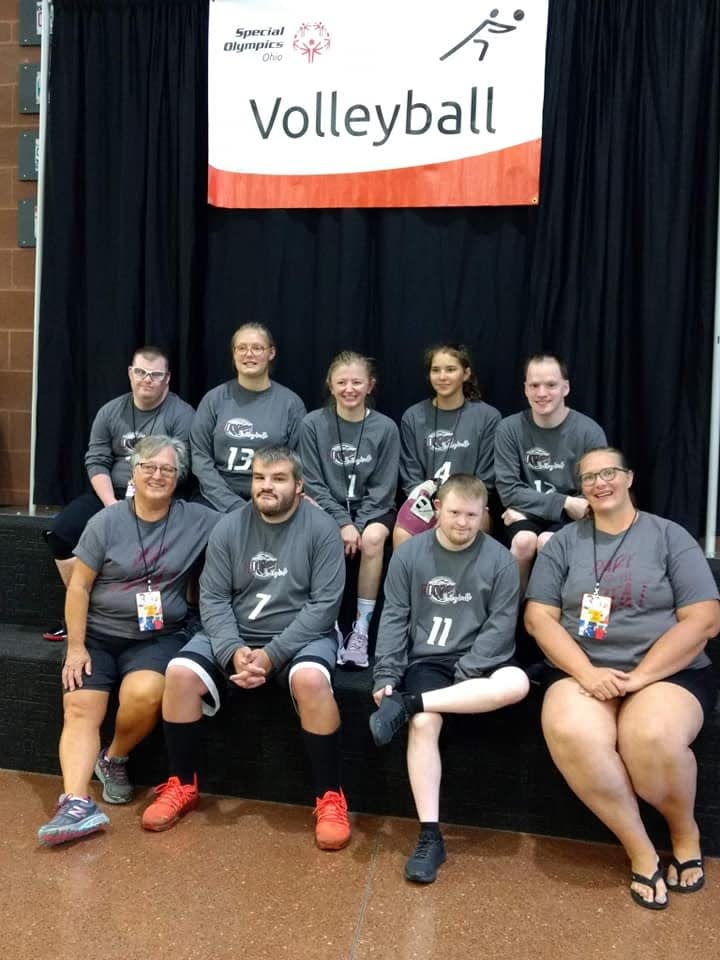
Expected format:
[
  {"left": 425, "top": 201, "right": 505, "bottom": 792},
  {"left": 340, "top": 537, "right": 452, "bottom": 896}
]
[
  {"left": 666, "top": 856, "right": 704, "bottom": 894},
  {"left": 630, "top": 862, "right": 668, "bottom": 910}
]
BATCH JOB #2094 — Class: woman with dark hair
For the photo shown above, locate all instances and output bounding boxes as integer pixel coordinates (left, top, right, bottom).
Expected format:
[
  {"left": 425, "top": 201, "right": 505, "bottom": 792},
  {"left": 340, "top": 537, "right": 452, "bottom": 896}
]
[
  {"left": 525, "top": 446, "right": 720, "bottom": 910},
  {"left": 299, "top": 351, "right": 400, "bottom": 668},
  {"left": 191, "top": 323, "right": 306, "bottom": 511},
  {"left": 394, "top": 344, "right": 500, "bottom": 548}
]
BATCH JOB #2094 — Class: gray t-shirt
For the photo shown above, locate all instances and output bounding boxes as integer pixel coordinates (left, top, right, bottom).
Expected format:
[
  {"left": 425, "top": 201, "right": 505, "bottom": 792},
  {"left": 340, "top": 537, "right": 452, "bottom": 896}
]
[
  {"left": 525, "top": 512, "right": 719, "bottom": 671},
  {"left": 74, "top": 500, "right": 220, "bottom": 640},
  {"left": 84, "top": 392, "right": 194, "bottom": 493},
  {"left": 199, "top": 499, "right": 345, "bottom": 671},
  {"left": 190, "top": 380, "right": 306, "bottom": 511},
  {"left": 494, "top": 409, "right": 607, "bottom": 521},
  {"left": 298, "top": 407, "right": 400, "bottom": 531},
  {"left": 399, "top": 399, "right": 501, "bottom": 496},
  {"left": 374, "top": 529, "right": 519, "bottom": 688}
]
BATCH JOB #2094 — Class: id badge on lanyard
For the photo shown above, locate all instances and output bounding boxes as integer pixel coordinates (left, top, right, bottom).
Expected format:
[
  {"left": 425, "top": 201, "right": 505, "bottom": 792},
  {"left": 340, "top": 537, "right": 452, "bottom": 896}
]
[
  {"left": 136, "top": 589, "right": 164, "bottom": 632},
  {"left": 578, "top": 591, "right": 611, "bottom": 641}
]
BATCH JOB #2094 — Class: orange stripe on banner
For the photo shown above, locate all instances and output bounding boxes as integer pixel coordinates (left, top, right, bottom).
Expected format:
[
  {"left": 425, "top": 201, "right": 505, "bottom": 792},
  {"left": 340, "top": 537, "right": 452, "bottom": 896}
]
[{"left": 208, "top": 140, "right": 541, "bottom": 209}]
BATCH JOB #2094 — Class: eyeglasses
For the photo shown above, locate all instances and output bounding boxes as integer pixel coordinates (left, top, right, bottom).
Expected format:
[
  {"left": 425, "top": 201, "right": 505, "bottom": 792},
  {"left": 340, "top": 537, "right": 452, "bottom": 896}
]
[
  {"left": 233, "top": 344, "right": 269, "bottom": 356},
  {"left": 131, "top": 367, "right": 168, "bottom": 382},
  {"left": 579, "top": 466, "right": 630, "bottom": 488},
  {"left": 136, "top": 462, "right": 178, "bottom": 478}
]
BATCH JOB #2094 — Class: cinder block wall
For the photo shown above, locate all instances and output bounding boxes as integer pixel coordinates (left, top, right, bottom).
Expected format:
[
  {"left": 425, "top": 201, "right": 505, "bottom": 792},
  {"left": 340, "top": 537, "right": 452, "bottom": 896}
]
[{"left": 0, "top": 4, "right": 37, "bottom": 506}]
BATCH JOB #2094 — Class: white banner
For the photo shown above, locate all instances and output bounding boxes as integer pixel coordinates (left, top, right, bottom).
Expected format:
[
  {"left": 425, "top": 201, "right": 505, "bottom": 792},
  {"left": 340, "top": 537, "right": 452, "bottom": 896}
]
[{"left": 208, "top": 0, "right": 549, "bottom": 207}]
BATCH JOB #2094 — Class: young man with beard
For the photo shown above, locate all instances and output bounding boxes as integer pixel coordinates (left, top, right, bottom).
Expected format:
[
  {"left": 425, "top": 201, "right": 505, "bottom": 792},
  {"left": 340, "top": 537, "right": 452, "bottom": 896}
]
[
  {"left": 370, "top": 475, "right": 529, "bottom": 883},
  {"left": 142, "top": 446, "right": 351, "bottom": 850}
]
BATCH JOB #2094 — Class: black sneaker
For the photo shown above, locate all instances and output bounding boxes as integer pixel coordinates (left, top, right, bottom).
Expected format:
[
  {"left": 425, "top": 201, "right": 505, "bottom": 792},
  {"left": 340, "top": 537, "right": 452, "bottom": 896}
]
[
  {"left": 369, "top": 692, "right": 408, "bottom": 746},
  {"left": 405, "top": 831, "right": 447, "bottom": 883}
]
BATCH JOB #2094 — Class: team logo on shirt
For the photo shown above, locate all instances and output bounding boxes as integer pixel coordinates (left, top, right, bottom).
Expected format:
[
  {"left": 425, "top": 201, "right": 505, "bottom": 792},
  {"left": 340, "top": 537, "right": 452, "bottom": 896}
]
[
  {"left": 422, "top": 576, "right": 472, "bottom": 605},
  {"left": 249, "top": 552, "right": 288, "bottom": 579},
  {"left": 329, "top": 443, "right": 372, "bottom": 466},
  {"left": 525, "top": 446, "right": 565, "bottom": 471},
  {"left": 225, "top": 418, "right": 269, "bottom": 441},
  {"left": 121, "top": 431, "right": 145, "bottom": 452},
  {"left": 425, "top": 431, "right": 469, "bottom": 453}
]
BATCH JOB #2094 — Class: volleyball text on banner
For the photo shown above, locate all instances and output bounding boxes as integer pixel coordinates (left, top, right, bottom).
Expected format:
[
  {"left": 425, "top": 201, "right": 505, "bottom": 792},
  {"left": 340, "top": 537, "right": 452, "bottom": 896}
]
[{"left": 208, "top": 0, "right": 549, "bottom": 209}]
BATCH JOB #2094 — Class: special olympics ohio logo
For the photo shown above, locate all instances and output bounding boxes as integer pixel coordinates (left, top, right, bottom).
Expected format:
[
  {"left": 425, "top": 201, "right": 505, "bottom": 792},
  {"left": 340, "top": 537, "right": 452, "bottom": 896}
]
[{"left": 292, "top": 22, "right": 331, "bottom": 63}]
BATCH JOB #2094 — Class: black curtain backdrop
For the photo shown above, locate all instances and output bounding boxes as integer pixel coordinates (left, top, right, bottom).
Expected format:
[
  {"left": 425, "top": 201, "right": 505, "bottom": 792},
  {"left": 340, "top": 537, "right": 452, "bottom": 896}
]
[{"left": 37, "top": 0, "right": 720, "bottom": 535}]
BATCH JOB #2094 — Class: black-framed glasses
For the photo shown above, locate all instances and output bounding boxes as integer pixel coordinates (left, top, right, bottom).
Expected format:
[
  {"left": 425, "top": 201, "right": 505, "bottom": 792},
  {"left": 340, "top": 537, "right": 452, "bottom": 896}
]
[
  {"left": 579, "top": 466, "right": 630, "bottom": 488},
  {"left": 131, "top": 367, "right": 168, "bottom": 382},
  {"left": 136, "top": 462, "right": 177, "bottom": 478}
]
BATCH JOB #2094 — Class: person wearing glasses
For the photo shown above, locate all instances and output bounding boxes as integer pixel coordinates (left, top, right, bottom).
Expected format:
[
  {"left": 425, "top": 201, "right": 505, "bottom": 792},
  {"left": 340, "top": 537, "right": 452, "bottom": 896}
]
[
  {"left": 43, "top": 346, "right": 194, "bottom": 640},
  {"left": 38, "top": 436, "right": 220, "bottom": 847},
  {"left": 494, "top": 353, "right": 607, "bottom": 590},
  {"left": 190, "top": 323, "right": 306, "bottom": 512},
  {"left": 525, "top": 447, "right": 720, "bottom": 910}
]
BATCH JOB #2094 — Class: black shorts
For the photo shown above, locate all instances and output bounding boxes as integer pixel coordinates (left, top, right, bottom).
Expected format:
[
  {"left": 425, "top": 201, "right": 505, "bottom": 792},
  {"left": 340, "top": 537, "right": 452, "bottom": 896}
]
[
  {"left": 403, "top": 655, "right": 521, "bottom": 696},
  {"left": 63, "top": 627, "right": 189, "bottom": 693},
  {"left": 542, "top": 664, "right": 718, "bottom": 719},
  {"left": 46, "top": 490, "right": 124, "bottom": 559},
  {"left": 504, "top": 515, "right": 566, "bottom": 544},
  {"left": 349, "top": 508, "right": 396, "bottom": 534}
]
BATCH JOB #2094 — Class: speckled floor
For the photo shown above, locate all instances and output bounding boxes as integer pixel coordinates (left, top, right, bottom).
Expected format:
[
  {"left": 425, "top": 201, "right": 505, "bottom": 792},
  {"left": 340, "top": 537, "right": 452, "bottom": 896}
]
[{"left": 2, "top": 769, "right": 717, "bottom": 960}]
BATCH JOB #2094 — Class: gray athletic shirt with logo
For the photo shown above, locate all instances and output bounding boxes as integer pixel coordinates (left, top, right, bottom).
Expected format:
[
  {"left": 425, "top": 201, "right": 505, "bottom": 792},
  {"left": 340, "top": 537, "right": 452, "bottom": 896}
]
[
  {"left": 298, "top": 407, "right": 400, "bottom": 531},
  {"left": 525, "top": 512, "right": 719, "bottom": 672},
  {"left": 399, "top": 399, "right": 501, "bottom": 496},
  {"left": 494, "top": 409, "right": 607, "bottom": 521},
  {"left": 191, "top": 380, "right": 307, "bottom": 512},
  {"left": 84, "top": 392, "right": 194, "bottom": 492},
  {"left": 199, "top": 499, "right": 345, "bottom": 671},
  {"left": 74, "top": 499, "right": 220, "bottom": 640},
  {"left": 373, "top": 529, "right": 519, "bottom": 689}
]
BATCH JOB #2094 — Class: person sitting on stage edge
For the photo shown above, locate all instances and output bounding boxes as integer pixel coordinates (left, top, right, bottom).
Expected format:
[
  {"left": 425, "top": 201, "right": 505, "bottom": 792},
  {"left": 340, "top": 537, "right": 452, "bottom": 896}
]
[
  {"left": 141, "top": 445, "right": 351, "bottom": 851},
  {"left": 42, "top": 345, "right": 194, "bottom": 639},
  {"left": 494, "top": 353, "right": 606, "bottom": 591},
  {"left": 190, "top": 323, "right": 306, "bottom": 512},
  {"left": 299, "top": 351, "right": 399, "bottom": 669},
  {"left": 524, "top": 446, "right": 720, "bottom": 910},
  {"left": 370, "top": 474, "right": 529, "bottom": 883},
  {"left": 38, "top": 436, "right": 219, "bottom": 847}
]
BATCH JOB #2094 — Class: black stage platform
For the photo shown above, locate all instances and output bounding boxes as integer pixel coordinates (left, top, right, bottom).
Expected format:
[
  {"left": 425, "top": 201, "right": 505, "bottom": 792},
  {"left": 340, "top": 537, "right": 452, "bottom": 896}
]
[{"left": 2, "top": 514, "right": 719, "bottom": 853}]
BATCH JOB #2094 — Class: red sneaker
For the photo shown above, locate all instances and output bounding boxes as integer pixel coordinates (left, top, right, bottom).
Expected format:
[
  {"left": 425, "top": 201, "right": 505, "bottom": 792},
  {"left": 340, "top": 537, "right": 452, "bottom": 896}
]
[
  {"left": 314, "top": 789, "right": 351, "bottom": 850},
  {"left": 142, "top": 775, "right": 199, "bottom": 832}
]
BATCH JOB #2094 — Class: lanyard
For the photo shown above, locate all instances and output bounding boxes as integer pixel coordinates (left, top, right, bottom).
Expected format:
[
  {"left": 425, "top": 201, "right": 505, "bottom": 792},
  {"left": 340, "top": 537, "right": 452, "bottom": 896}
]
[
  {"left": 591, "top": 511, "right": 638, "bottom": 595},
  {"left": 334, "top": 408, "right": 368, "bottom": 508},
  {"left": 430, "top": 401, "right": 464, "bottom": 478},
  {"left": 131, "top": 500, "right": 172, "bottom": 590},
  {"left": 130, "top": 395, "right": 165, "bottom": 445}
]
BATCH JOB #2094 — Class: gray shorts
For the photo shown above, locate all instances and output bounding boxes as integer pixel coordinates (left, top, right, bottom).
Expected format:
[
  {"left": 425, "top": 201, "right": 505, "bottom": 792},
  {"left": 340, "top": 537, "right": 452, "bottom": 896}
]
[{"left": 170, "top": 631, "right": 338, "bottom": 716}]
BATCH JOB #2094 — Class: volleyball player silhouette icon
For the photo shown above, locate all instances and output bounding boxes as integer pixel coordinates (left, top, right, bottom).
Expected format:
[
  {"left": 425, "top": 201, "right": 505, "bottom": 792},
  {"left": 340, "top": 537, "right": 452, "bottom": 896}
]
[{"left": 440, "top": 9, "right": 525, "bottom": 62}]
